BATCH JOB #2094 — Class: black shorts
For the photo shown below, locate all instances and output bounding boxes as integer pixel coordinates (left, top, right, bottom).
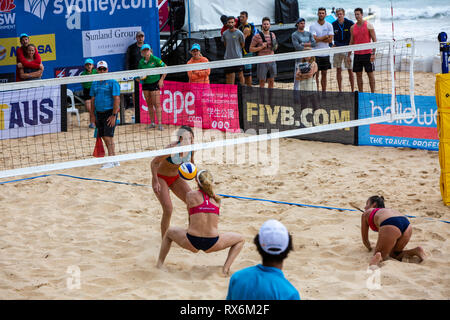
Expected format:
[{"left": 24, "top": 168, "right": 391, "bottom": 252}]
[
  {"left": 353, "top": 53, "right": 375, "bottom": 73},
  {"left": 96, "top": 109, "right": 116, "bottom": 137},
  {"left": 142, "top": 82, "right": 160, "bottom": 91},
  {"left": 316, "top": 56, "right": 331, "bottom": 71},
  {"left": 83, "top": 88, "right": 92, "bottom": 100},
  {"left": 224, "top": 65, "right": 243, "bottom": 74}
]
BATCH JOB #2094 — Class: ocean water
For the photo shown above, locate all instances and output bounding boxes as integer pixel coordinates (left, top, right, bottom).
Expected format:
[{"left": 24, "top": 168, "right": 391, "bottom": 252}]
[{"left": 299, "top": 0, "right": 450, "bottom": 58}]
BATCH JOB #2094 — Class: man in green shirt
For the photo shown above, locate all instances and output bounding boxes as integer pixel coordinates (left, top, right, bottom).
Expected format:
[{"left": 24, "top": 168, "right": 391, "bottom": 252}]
[
  {"left": 138, "top": 44, "right": 167, "bottom": 130},
  {"left": 80, "top": 58, "right": 98, "bottom": 128}
]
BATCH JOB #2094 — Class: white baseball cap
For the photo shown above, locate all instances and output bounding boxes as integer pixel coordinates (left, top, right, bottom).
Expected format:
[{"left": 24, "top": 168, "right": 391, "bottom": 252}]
[
  {"left": 97, "top": 60, "right": 108, "bottom": 69},
  {"left": 258, "top": 219, "right": 289, "bottom": 255}
]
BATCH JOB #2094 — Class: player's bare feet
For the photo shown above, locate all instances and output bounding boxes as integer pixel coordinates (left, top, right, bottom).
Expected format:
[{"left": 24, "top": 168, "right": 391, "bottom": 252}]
[{"left": 369, "top": 252, "right": 382, "bottom": 267}]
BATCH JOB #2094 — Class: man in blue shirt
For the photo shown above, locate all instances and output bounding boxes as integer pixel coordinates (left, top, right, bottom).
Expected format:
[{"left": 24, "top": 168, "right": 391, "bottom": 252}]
[
  {"left": 332, "top": 8, "right": 355, "bottom": 92},
  {"left": 226, "top": 219, "right": 300, "bottom": 300},
  {"left": 89, "top": 60, "right": 121, "bottom": 169}
]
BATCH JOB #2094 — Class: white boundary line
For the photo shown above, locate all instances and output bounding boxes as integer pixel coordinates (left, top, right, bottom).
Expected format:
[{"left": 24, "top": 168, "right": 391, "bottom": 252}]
[{"left": 0, "top": 112, "right": 415, "bottom": 179}]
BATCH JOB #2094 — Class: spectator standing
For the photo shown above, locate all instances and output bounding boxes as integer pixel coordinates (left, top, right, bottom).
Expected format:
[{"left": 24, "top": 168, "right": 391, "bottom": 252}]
[
  {"left": 138, "top": 44, "right": 167, "bottom": 131},
  {"left": 332, "top": 8, "right": 355, "bottom": 92},
  {"left": 309, "top": 7, "right": 334, "bottom": 92},
  {"left": 250, "top": 17, "right": 278, "bottom": 89},
  {"left": 187, "top": 43, "right": 210, "bottom": 84},
  {"left": 89, "top": 61, "right": 121, "bottom": 169},
  {"left": 16, "top": 33, "right": 42, "bottom": 82},
  {"left": 17, "top": 44, "right": 43, "bottom": 81},
  {"left": 222, "top": 16, "right": 245, "bottom": 85},
  {"left": 291, "top": 17, "right": 316, "bottom": 90},
  {"left": 125, "top": 31, "right": 146, "bottom": 109},
  {"left": 80, "top": 58, "right": 98, "bottom": 128},
  {"left": 126, "top": 31, "right": 146, "bottom": 71},
  {"left": 349, "top": 8, "right": 377, "bottom": 93},
  {"left": 226, "top": 219, "right": 300, "bottom": 300},
  {"left": 238, "top": 11, "right": 257, "bottom": 86}
]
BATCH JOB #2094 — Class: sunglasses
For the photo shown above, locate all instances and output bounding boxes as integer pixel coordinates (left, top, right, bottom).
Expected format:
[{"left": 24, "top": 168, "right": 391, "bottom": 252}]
[{"left": 98, "top": 67, "right": 107, "bottom": 71}]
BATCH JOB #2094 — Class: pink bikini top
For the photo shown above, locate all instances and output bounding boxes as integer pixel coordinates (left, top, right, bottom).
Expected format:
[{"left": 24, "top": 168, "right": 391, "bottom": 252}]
[
  {"left": 368, "top": 208, "right": 381, "bottom": 232},
  {"left": 188, "top": 190, "right": 220, "bottom": 216}
]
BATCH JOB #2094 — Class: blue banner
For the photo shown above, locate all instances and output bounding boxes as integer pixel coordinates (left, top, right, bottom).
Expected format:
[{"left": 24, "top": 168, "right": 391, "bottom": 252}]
[
  {"left": 358, "top": 92, "right": 439, "bottom": 151},
  {"left": 0, "top": 0, "right": 160, "bottom": 81}
]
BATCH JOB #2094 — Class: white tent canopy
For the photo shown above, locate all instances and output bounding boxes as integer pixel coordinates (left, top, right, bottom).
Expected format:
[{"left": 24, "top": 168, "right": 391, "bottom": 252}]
[{"left": 182, "top": 0, "right": 276, "bottom": 32}]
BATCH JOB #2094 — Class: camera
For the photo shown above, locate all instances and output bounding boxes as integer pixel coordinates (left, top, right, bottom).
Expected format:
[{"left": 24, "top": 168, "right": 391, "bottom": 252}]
[{"left": 298, "top": 62, "right": 311, "bottom": 74}]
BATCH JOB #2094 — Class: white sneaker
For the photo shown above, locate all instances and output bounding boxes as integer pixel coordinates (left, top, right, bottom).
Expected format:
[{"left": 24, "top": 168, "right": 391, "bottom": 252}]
[
  {"left": 100, "top": 162, "right": 115, "bottom": 169},
  {"left": 158, "top": 124, "right": 164, "bottom": 131},
  {"left": 113, "top": 162, "right": 120, "bottom": 167}
]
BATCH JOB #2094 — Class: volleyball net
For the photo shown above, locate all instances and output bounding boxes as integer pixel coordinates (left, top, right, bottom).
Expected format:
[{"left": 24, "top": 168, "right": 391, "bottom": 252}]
[{"left": 0, "top": 38, "right": 416, "bottom": 179}]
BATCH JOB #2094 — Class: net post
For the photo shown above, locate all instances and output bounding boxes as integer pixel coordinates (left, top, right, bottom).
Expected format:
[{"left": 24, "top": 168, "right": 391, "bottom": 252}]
[
  {"left": 134, "top": 80, "right": 140, "bottom": 124},
  {"left": 354, "top": 90, "right": 359, "bottom": 146},
  {"left": 389, "top": 40, "right": 397, "bottom": 121},
  {"left": 409, "top": 38, "right": 417, "bottom": 117},
  {"left": 60, "top": 84, "right": 67, "bottom": 132}
]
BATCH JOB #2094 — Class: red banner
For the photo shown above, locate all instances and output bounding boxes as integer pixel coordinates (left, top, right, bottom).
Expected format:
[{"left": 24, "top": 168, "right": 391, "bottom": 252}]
[{"left": 139, "top": 81, "right": 240, "bottom": 132}]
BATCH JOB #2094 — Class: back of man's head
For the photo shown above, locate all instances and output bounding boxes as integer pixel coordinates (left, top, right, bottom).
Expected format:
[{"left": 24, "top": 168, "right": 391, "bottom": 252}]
[{"left": 254, "top": 220, "right": 293, "bottom": 265}]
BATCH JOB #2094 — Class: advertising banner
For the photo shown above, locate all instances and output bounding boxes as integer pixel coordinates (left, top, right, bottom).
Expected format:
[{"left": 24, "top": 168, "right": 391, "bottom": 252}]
[
  {"left": 240, "top": 86, "right": 357, "bottom": 144},
  {"left": 0, "top": 0, "right": 160, "bottom": 81},
  {"left": 0, "top": 85, "right": 61, "bottom": 140},
  {"left": 358, "top": 93, "right": 439, "bottom": 151},
  {"left": 139, "top": 80, "right": 240, "bottom": 132}
]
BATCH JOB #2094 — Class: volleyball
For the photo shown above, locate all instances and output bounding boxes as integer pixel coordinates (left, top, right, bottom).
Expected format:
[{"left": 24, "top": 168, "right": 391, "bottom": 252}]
[{"left": 178, "top": 162, "right": 197, "bottom": 180}]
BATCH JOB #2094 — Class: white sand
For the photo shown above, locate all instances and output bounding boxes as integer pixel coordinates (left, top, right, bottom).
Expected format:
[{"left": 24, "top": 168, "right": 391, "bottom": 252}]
[{"left": 0, "top": 72, "right": 448, "bottom": 300}]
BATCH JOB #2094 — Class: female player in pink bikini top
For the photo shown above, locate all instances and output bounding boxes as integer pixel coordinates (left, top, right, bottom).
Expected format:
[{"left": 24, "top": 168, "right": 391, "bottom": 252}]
[
  {"left": 361, "top": 196, "right": 425, "bottom": 267},
  {"left": 157, "top": 170, "right": 245, "bottom": 275}
]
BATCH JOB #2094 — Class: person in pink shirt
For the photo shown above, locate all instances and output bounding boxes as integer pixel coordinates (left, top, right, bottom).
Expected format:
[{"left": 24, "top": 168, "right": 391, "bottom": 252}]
[
  {"left": 349, "top": 8, "right": 377, "bottom": 93},
  {"left": 16, "top": 33, "right": 43, "bottom": 82}
]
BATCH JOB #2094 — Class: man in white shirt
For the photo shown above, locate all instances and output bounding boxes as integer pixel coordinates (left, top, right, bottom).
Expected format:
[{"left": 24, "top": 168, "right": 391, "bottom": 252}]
[{"left": 309, "top": 7, "right": 334, "bottom": 92}]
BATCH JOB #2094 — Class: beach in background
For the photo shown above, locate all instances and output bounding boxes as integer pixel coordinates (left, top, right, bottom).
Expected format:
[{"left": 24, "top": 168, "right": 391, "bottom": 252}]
[{"left": 300, "top": 0, "right": 450, "bottom": 72}]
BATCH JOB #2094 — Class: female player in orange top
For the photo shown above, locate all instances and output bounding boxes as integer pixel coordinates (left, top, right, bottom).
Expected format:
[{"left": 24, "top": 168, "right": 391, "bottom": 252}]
[
  {"left": 156, "top": 170, "right": 244, "bottom": 275},
  {"left": 360, "top": 195, "right": 425, "bottom": 267}
]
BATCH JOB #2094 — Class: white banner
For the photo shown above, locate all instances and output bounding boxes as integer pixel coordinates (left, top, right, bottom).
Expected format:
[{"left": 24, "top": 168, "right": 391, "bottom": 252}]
[
  {"left": 0, "top": 86, "right": 61, "bottom": 140},
  {"left": 82, "top": 26, "right": 142, "bottom": 58},
  {"left": 183, "top": 0, "right": 276, "bottom": 32}
]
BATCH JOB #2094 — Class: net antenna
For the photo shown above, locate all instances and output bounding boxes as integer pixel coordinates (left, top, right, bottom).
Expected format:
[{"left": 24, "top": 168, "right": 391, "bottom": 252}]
[{"left": 0, "top": 38, "right": 416, "bottom": 179}]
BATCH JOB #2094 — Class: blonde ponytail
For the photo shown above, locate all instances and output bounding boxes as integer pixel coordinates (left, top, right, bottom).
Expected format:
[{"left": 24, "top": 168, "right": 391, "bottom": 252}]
[{"left": 197, "top": 170, "right": 221, "bottom": 204}]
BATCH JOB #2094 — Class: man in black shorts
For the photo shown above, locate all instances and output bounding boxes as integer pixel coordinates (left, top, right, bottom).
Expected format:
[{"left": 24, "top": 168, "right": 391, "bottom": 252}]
[
  {"left": 222, "top": 16, "right": 245, "bottom": 85},
  {"left": 349, "top": 8, "right": 377, "bottom": 93},
  {"left": 89, "top": 61, "right": 121, "bottom": 169},
  {"left": 309, "top": 8, "right": 334, "bottom": 92}
]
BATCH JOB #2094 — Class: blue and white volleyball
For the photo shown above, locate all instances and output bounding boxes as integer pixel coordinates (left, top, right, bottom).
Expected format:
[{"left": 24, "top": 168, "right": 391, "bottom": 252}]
[{"left": 178, "top": 162, "right": 197, "bottom": 180}]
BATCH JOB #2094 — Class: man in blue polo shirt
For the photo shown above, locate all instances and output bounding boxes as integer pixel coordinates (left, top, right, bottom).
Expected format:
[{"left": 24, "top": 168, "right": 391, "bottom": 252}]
[
  {"left": 89, "top": 60, "right": 121, "bottom": 169},
  {"left": 332, "top": 8, "right": 355, "bottom": 92},
  {"left": 226, "top": 219, "right": 300, "bottom": 300}
]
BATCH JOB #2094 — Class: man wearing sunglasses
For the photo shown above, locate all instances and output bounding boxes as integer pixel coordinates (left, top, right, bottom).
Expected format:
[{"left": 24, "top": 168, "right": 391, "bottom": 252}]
[{"left": 89, "top": 61, "right": 121, "bottom": 169}]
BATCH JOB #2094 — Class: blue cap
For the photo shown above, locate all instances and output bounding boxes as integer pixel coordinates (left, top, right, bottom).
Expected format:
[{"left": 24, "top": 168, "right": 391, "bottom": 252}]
[
  {"left": 296, "top": 18, "right": 305, "bottom": 25},
  {"left": 84, "top": 58, "right": 94, "bottom": 65},
  {"left": 141, "top": 44, "right": 151, "bottom": 51},
  {"left": 20, "top": 33, "right": 29, "bottom": 39},
  {"left": 190, "top": 43, "right": 201, "bottom": 51}
]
